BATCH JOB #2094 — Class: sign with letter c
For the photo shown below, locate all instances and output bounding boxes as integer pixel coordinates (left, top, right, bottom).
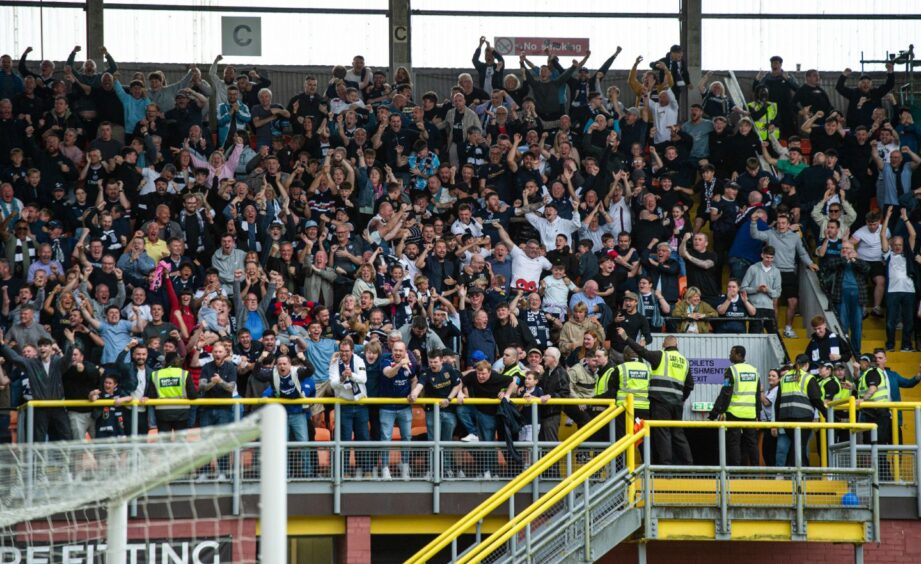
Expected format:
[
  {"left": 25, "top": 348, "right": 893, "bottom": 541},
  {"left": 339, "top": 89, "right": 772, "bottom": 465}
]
[{"left": 222, "top": 16, "right": 262, "bottom": 56}]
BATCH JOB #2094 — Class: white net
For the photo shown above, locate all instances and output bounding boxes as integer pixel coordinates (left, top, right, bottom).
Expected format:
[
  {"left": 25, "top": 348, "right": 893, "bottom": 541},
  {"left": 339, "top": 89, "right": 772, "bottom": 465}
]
[{"left": 0, "top": 409, "right": 274, "bottom": 563}]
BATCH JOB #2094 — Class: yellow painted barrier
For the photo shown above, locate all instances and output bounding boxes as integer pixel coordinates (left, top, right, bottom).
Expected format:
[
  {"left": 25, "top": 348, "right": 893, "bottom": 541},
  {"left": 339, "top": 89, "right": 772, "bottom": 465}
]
[
  {"left": 462, "top": 428, "right": 649, "bottom": 564},
  {"left": 405, "top": 403, "right": 624, "bottom": 563}
]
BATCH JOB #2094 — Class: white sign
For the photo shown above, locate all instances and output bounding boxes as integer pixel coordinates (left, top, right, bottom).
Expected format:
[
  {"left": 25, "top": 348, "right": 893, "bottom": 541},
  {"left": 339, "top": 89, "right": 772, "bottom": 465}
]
[{"left": 221, "top": 17, "right": 261, "bottom": 57}]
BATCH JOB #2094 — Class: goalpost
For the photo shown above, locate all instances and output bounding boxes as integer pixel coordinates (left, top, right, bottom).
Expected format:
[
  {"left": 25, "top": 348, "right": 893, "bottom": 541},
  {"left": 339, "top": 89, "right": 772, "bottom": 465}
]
[{"left": 0, "top": 404, "right": 287, "bottom": 564}]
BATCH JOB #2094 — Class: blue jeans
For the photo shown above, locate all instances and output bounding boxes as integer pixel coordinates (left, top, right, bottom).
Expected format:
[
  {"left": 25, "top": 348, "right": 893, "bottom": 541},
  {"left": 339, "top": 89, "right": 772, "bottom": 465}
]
[
  {"left": 775, "top": 427, "right": 813, "bottom": 467},
  {"left": 199, "top": 407, "right": 234, "bottom": 474},
  {"left": 379, "top": 407, "right": 413, "bottom": 467},
  {"left": 425, "top": 409, "right": 458, "bottom": 441},
  {"left": 340, "top": 404, "right": 371, "bottom": 471},
  {"left": 886, "top": 292, "right": 914, "bottom": 350},
  {"left": 458, "top": 404, "right": 478, "bottom": 438},
  {"left": 287, "top": 411, "right": 313, "bottom": 477},
  {"left": 474, "top": 410, "right": 499, "bottom": 474},
  {"left": 837, "top": 287, "right": 863, "bottom": 355},
  {"left": 729, "top": 257, "right": 753, "bottom": 283}
]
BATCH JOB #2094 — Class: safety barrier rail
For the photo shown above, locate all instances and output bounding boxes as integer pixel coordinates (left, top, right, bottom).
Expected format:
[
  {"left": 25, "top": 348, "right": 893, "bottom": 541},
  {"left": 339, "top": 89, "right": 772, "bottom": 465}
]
[
  {"left": 411, "top": 414, "right": 878, "bottom": 563},
  {"left": 404, "top": 400, "right": 625, "bottom": 563}
]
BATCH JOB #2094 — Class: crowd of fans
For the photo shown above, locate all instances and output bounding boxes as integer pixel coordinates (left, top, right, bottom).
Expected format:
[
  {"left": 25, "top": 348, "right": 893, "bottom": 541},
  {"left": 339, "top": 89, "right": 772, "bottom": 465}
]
[{"left": 0, "top": 37, "right": 920, "bottom": 477}]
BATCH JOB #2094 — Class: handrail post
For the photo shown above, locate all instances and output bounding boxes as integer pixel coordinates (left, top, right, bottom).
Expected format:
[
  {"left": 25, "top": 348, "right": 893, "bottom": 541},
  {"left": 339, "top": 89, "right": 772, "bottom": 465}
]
[
  {"left": 643, "top": 432, "right": 652, "bottom": 538},
  {"left": 333, "top": 401, "right": 341, "bottom": 515},
  {"left": 26, "top": 403, "right": 34, "bottom": 506},
  {"left": 626, "top": 395, "right": 636, "bottom": 504},
  {"left": 128, "top": 404, "right": 139, "bottom": 519},
  {"left": 915, "top": 408, "right": 921, "bottom": 517},
  {"left": 718, "top": 426, "right": 729, "bottom": 537},
  {"left": 530, "top": 402, "right": 539, "bottom": 503},
  {"left": 870, "top": 426, "right": 880, "bottom": 542},
  {"left": 583, "top": 480, "right": 592, "bottom": 561},
  {"left": 818, "top": 415, "right": 828, "bottom": 468},
  {"left": 508, "top": 495, "right": 517, "bottom": 557},
  {"left": 890, "top": 407, "right": 901, "bottom": 483},
  {"left": 848, "top": 396, "right": 856, "bottom": 425},
  {"left": 826, "top": 404, "right": 836, "bottom": 460},
  {"left": 794, "top": 426, "right": 805, "bottom": 538},
  {"left": 232, "top": 405, "right": 242, "bottom": 515},
  {"left": 433, "top": 402, "right": 441, "bottom": 514}
]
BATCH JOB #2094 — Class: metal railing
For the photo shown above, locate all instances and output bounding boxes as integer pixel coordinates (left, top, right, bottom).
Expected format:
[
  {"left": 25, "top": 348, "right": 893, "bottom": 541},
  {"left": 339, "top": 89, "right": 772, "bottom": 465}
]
[
  {"left": 827, "top": 400, "right": 921, "bottom": 516},
  {"left": 19, "top": 397, "right": 622, "bottom": 518}
]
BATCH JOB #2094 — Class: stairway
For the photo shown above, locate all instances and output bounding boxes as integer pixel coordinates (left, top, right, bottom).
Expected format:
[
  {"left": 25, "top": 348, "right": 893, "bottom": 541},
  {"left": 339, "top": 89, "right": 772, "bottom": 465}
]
[{"left": 781, "top": 307, "right": 921, "bottom": 444}]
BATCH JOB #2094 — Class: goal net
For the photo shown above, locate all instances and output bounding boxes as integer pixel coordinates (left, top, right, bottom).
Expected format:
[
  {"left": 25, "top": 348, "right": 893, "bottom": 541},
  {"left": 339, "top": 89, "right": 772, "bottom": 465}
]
[{"left": 0, "top": 404, "right": 287, "bottom": 564}]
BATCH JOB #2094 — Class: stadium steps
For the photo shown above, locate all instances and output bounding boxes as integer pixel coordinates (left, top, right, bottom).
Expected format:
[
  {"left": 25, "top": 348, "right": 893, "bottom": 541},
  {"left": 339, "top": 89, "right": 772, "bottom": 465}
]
[{"left": 780, "top": 307, "right": 921, "bottom": 446}]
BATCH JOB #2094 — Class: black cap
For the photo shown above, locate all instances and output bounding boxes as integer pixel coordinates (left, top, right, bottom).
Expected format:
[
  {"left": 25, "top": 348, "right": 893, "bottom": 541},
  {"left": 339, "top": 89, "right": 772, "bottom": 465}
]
[{"left": 795, "top": 353, "right": 810, "bottom": 365}]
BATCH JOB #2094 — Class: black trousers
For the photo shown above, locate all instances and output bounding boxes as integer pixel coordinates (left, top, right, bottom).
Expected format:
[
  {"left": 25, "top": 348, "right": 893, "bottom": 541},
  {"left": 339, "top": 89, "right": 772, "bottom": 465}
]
[
  {"left": 649, "top": 401, "right": 693, "bottom": 465},
  {"left": 538, "top": 413, "right": 561, "bottom": 442},
  {"left": 33, "top": 408, "right": 72, "bottom": 442},
  {"left": 725, "top": 414, "right": 758, "bottom": 466},
  {"left": 761, "top": 430, "right": 777, "bottom": 466}
]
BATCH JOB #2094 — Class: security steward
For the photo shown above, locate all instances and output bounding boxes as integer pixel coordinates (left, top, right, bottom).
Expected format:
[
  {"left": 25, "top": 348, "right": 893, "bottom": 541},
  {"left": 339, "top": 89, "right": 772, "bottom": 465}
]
[
  {"left": 856, "top": 352, "right": 892, "bottom": 445},
  {"left": 595, "top": 345, "right": 651, "bottom": 441},
  {"left": 773, "top": 354, "right": 825, "bottom": 467},
  {"left": 618, "top": 328, "right": 693, "bottom": 465},
  {"left": 589, "top": 347, "right": 618, "bottom": 441},
  {"left": 148, "top": 352, "right": 196, "bottom": 432},
  {"left": 708, "top": 346, "right": 761, "bottom": 466}
]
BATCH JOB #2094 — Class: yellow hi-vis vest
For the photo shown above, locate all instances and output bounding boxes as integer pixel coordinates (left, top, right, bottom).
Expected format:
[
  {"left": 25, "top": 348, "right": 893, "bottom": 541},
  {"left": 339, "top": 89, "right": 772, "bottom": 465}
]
[
  {"left": 819, "top": 376, "right": 851, "bottom": 403},
  {"left": 726, "top": 362, "right": 759, "bottom": 420},
  {"left": 649, "top": 349, "right": 688, "bottom": 404},
  {"left": 502, "top": 363, "right": 525, "bottom": 383},
  {"left": 593, "top": 365, "right": 617, "bottom": 397},
  {"left": 777, "top": 369, "right": 815, "bottom": 420},
  {"left": 152, "top": 367, "right": 188, "bottom": 409},
  {"left": 747, "top": 100, "right": 779, "bottom": 140},
  {"left": 857, "top": 368, "right": 890, "bottom": 402},
  {"left": 615, "top": 360, "right": 651, "bottom": 410}
]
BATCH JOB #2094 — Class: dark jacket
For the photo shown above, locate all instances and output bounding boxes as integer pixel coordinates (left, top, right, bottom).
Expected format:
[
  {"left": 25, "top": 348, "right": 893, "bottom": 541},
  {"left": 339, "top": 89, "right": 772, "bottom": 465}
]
[
  {"left": 1, "top": 342, "right": 73, "bottom": 401},
  {"left": 472, "top": 47, "right": 505, "bottom": 91},
  {"left": 835, "top": 72, "right": 895, "bottom": 128},
  {"left": 539, "top": 365, "right": 569, "bottom": 418},
  {"left": 823, "top": 255, "right": 870, "bottom": 306},
  {"left": 652, "top": 53, "right": 690, "bottom": 98},
  {"left": 497, "top": 397, "right": 524, "bottom": 464}
]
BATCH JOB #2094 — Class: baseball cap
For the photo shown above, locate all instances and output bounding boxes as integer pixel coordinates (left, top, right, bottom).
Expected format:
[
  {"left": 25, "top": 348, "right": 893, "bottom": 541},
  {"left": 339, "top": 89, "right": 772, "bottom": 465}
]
[
  {"left": 47, "top": 220, "right": 63, "bottom": 229},
  {"left": 527, "top": 347, "right": 542, "bottom": 356},
  {"left": 859, "top": 354, "right": 873, "bottom": 363},
  {"left": 303, "top": 220, "right": 318, "bottom": 229},
  {"left": 794, "top": 353, "right": 810, "bottom": 365},
  {"left": 471, "top": 350, "right": 488, "bottom": 362},
  {"left": 822, "top": 362, "right": 834, "bottom": 369},
  {"left": 623, "top": 291, "right": 639, "bottom": 301}
]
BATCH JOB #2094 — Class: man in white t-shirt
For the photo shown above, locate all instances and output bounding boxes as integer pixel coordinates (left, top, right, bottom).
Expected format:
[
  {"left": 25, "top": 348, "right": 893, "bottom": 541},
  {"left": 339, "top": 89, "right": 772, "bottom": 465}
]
[
  {"left": 496, "top": 224, "right": 551, "bottom": 287},
  {"left": 450, "top": 204, "right": 484, "bottom": 239},
  {"left": 880, "top": 208, "right": 917, "bottom": 351},
  {"left": 849, "top": 210, "right": 890, "bottom": 316}
]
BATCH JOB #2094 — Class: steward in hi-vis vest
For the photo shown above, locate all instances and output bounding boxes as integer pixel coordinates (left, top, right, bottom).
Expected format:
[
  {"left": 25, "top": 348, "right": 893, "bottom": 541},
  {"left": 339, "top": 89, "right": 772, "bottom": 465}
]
[
  {"left": 148, "top": 352, "right": 196, "bottom": 433},
  {"left": 773, "top": 354, "right": 825, "bottom": 467},
  {"left": 618, "top": 330, "right": 693, "bottom": 465},
  {"left": 709, "top": 345, "right": 762, "bottom": 466}
]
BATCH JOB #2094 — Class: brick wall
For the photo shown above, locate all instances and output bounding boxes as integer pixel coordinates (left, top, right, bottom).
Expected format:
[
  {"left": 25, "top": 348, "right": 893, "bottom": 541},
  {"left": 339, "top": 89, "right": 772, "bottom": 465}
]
[
  {"left": 338, "top": 516, "right": 372, "bottom": 564},
  {"left": 598, "top": 520, "right": 921, "bottom": 564}
]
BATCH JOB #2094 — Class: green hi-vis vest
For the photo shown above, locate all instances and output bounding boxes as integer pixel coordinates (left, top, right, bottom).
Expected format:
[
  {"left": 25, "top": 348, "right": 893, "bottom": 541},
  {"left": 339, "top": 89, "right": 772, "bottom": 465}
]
[
  {"left": 727, "top": 362, "right": 759, "bottom": 420},
  {"left": 819, "top": 376, "right": 852, "bottom": 403},
  {"left": 857, "top": 368, "right": 890, "bottom": 402},
  {"left": 152, "top": 366, "right": 188, "bottom": 409},
  {"left": 778, "top": 369, "right": 815, "bottom": 420},
  {"left": 649, "top": 350, "right": 689, "bottom": 404},
  {"left": 615, "top": 360, "right": 651, "bottom": 410}
]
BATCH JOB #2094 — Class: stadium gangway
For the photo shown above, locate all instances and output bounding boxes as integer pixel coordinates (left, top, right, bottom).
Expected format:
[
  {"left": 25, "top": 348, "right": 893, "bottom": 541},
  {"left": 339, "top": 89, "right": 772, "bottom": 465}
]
[{"left": 411, "top": 412, "right": 879, "bottom": 564}]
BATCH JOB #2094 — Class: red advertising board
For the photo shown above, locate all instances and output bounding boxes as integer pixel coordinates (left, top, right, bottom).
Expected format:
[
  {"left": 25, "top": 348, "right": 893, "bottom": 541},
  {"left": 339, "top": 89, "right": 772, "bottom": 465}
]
[{"left": 493, "top": 37, "right": 590, "bottom": 57}]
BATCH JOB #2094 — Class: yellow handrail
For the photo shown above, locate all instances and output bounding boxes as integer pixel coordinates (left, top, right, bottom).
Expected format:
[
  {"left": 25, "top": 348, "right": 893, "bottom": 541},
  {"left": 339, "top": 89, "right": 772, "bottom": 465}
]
[
  {"left": 405, "top": 402, "right": 626, "bottom": 564},
  {"left": 24, "top": 397, "right": 617, "bottom": 408},
  {"left": 463, "top": 428, "right": 649, "bottom": 563},
  {"left": 643, "top": 420, "right": 875, "bottom": 431}
]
